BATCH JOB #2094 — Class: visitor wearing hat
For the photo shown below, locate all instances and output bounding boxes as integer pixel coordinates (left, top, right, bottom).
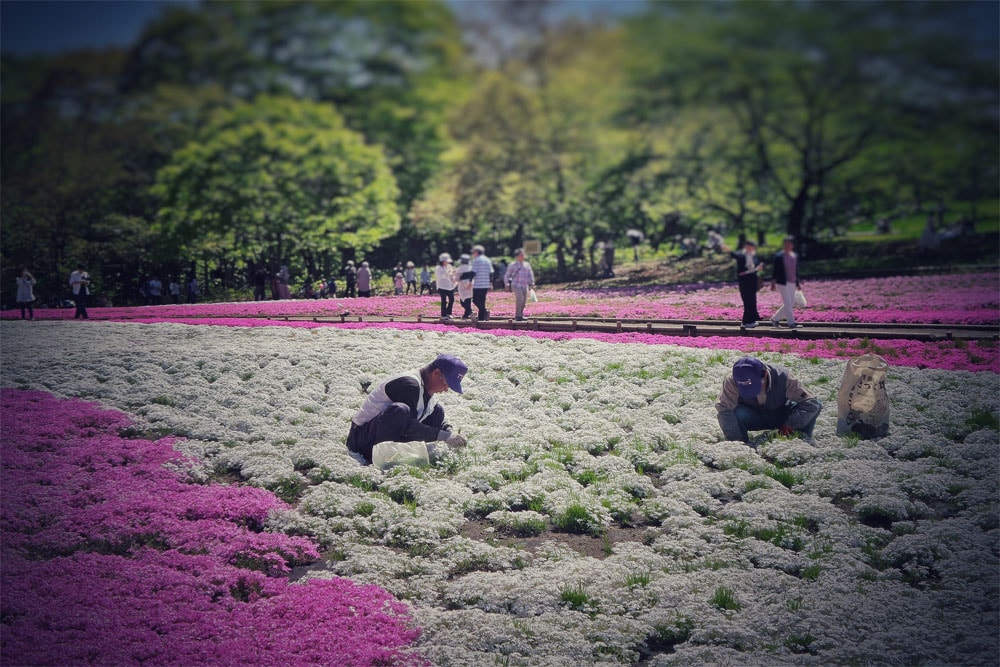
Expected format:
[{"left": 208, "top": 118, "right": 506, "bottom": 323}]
[
  {"left": 435, "top": 253, "right": 456, "bottom": 320},
  {"left": 716, "top": 356, "right": 822, "bottom": 445},
  {"left": 346, "top": 355, "right": 469, "bottom": 465},
  {"left": 404, "top": 261, "right": 417, "bottom": 294}
]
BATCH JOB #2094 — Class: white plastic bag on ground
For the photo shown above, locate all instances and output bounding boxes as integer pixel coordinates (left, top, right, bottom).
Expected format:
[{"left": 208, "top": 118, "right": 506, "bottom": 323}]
[
  {"left": 371, "top": 441, "right": 430, "bottom": 471},
  {"left": 837, "top": 354, "right": 890, "bottom": 438}
]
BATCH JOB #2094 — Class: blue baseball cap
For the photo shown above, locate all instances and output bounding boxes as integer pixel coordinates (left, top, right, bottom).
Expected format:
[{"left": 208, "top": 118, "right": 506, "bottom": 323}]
[
  {"left": 732, "top": 357, "right": 765, "bottom": 399},
  {"left": 432, "top": 354, "right": 467, "bottom": 393}
]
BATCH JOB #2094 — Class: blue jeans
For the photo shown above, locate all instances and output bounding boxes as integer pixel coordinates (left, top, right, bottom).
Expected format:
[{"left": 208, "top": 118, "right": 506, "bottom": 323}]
[{"left": 722, "top": 400, "right": 822, "bottom": 443}]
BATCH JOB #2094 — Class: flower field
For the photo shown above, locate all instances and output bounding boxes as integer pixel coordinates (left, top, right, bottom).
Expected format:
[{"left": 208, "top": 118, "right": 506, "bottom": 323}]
[
  {"left": 1, "top": 320, "right": 998, "bottom": 665},
  {"left": 6, "top": 271, "right": 998, "bottom": 325}
]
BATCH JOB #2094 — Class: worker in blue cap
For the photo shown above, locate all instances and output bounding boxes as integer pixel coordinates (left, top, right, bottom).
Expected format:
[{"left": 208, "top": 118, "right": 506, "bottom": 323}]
[
  {"left": 716, "top": 356, "right": 822, "bottom": 445},
  {"left": 347, "top": 354, "right": 468, "bottom": 464}
]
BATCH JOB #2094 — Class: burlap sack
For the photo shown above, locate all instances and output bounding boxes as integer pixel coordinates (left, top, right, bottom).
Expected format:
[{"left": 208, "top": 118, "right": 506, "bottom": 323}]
[{"left": 836, "top": 354, "right": 890, "bottom": 438}]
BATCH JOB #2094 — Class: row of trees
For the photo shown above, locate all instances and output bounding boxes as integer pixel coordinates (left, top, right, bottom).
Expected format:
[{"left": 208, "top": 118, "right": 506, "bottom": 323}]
[{"left": 2, "top": 0, "right": 996, "bottom": 304}]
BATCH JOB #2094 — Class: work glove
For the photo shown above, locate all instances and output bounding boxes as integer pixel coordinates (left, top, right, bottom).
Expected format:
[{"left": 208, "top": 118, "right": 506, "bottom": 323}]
[
  {"left": 445, "top": 433, "right": 468, "bottom": 449},
  {"left": 777, "top": 425, "right": 795, "bottom": 437}
]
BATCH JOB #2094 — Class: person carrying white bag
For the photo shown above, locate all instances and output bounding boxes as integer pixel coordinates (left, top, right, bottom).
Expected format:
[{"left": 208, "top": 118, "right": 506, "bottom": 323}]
[
  {"left": 769, "top": 235, "right": 803, "bottom": 329},
  {"left": 346, "top": 354, "right": 469, "bottom": 465}
]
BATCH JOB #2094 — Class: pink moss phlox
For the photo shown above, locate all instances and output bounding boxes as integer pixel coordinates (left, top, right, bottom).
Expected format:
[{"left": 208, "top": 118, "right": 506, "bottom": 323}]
[
  {"left": 5, "top": 271, "right": 996, "bottom": 325},
  {"left": 118, "top": 317, "right": 1000, "bottom": 374},
  {"left": 1, "top": 389, "right": 424, "bottom": 666}
]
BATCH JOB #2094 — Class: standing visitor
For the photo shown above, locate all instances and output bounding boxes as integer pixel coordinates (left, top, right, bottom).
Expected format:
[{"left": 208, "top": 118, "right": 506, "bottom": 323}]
[
  {"left": 435, "top": 253, "right": 456, "bottom": 320},
  {"left": 393, "top": 271, "right": 405, "bottom": 295},
  {"left": 730, "top": 240, "right": 764, "bottom": 328},
  {"left": 69, "top": 263, "right": 90, "bottom": 319},
  {"left": 346, "top": 354, "right": 469, "bottom": 465},
  {"left": 456, "top": 254, "right": 474, "bottom": 320},
  {"left": 276, "top": 265, "right": 292, "bottom": 300},
  {"left": 343, "top": 261, "right": 357, "bottom": 298},
  {"left": 148, "top": 276, "right": 163, "bottom": 306},
  {"left": 187, "top": 275, "right": 199, "bottom": 303},
  {"left": 148, "top": 277, "right": 162, "bottom": 305},
  {"left": 716, "top": 356, "right": 822, "bottom": 445},
  {"left": 419, "top": 264, "right": 432, "bottom": 295},
  {"left": 357, "top": 261, "right": 372, "bottom": 297},
  {"left": 494, "top": 258, "right": 508, "bottom": 290},
  {"left": 253, "top": 267, "right": 268, "bottom": 301},
  {"left": 16, "top": 267, "right": 36, "bottom": 320},
  {"left": 769, "top": 236, "right": 801, "bottom": 328},
  {"left": 326, "top": 276, "right": 337, "bottom": 298},
  {"left": 405, "top": 261, "right": 417, "bottom": 294},
  {"left": 470, "top": 244, "right": 494, "bottom": 321},
  {"left": 504, "top": 248, "right": 536, "bottom": 321},
  {"left": 169, "top": 278, "right": 181, "bottom": 304}
]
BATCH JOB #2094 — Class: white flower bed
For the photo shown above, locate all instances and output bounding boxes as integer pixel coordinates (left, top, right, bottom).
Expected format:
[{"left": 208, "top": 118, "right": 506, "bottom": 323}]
[{"left": 2, "top": 321, "right": 998, "bottom": 665}]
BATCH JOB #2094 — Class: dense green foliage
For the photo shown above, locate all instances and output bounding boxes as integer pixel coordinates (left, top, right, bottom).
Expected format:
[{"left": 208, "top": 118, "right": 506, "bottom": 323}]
[{"left": 2, "top": 0, "right": 996, "bottom": 303}]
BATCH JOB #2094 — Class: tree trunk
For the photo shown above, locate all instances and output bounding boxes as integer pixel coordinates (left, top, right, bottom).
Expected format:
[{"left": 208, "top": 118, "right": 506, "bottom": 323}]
[
  {"left": 786, "top": 184, "right": 809, "bottom": 240},
  {"left": 555, "top": 243, "right": 567, "bottom": 282}
]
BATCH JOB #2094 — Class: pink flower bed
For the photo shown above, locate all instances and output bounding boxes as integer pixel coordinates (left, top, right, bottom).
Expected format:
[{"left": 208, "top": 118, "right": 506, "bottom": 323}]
[
  {"left": 7, "top": 272, "right": 997, "bottom": 325},
  {"left": 1, "top": 389, "right": 423, "bottom": 666},
  {"left": 125, "top": 317, "right": 999, "bottom": 374}
]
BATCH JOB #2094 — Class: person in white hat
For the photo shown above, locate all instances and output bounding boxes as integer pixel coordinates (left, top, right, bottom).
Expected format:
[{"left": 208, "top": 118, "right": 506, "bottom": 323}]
[{"left": 435, "top": 253, "right": 456, "bottom": 319}]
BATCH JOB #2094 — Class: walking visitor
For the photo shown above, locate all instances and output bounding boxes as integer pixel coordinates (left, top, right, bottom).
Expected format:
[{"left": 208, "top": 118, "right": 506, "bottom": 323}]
[
  {"left": 730, "top": 239, "right": 764, "bottom": 328},
  {"left": 405, "top": 261, "right": 417, "bottom": 294},
  {"left": 504, "top": 248, "right": 535, "bottom": 321},
  {"left": 16, "top": 267, "right": 36, "bottom": 320},
  {"left": 343, "top": 261, "right": 357, "bottom": 298},
  {"left": 470, "top": 244, "right": 493, "bottom": 321},
  {"left": 435, "top": 253, "right": 456, "bottom": 319},
  {"left": 456, "top": 254, "right": 474, "bottom": 319},
  {"left": 770, "top": 235, "right": 801, "bottom": 328},
  {"left": 69, "top": 263, "right": 90, "bottom": 319},
  {"left": 419, "top": 264, "right": 432, "bottom": 295},
  {"left": 357, "top": 261, "right": 372, "bottom": 297}
]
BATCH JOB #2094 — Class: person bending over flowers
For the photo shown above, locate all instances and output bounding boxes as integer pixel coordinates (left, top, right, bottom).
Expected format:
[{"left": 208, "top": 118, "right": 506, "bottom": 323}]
[
  {"left": 716, "top": 356, "right": 822, "bottom": 445},
  {"left": 346, "top": 355, "right": 469, "bottom": 465}
]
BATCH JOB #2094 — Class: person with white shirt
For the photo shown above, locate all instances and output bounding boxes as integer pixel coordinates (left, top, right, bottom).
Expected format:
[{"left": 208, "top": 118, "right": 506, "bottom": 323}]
[
  {"left": 68, "top": 263, "right": 90, "bottom": 319},
  {"left": 435, "top": 253, "right": 456, "bottom": 320}
]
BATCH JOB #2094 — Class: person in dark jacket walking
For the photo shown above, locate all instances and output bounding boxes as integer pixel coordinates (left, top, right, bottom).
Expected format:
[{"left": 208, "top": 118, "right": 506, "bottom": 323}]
[
  {"left": 716, "top": 356, "right": 822, "bottom": 445},
  {"left": 769, "top": 236, "right": 802, "bottom": 328},
  {"left": 346, "top": 355, "right": 469, "bottom": 465}
]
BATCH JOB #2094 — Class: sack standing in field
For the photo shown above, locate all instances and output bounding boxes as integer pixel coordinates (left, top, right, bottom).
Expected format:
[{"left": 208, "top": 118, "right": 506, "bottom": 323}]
[{"left": 837, "top": 353, "right": 890, "bottom": 438}]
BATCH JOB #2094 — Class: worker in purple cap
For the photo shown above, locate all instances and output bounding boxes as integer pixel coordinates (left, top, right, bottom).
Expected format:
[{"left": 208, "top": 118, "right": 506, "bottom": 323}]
[
  {"left": 346, "top": 354, "right": 469, "bottom": 465},
  {"left": 716, "top": 356, "right": 822, "bottom": 445}
]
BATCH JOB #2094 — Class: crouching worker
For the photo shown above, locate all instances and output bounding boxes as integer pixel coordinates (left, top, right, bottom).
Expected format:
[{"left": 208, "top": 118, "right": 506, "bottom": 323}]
[
  {"left": 347, "top": 354, "right": 469, "bottom": 465},
  {"left": 716, "top": 356, "right": 822, "bottom": 445}
]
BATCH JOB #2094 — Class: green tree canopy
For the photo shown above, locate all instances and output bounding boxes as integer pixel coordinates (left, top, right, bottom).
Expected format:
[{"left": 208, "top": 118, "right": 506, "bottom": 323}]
[{"left": 152, "top": 95, "right": 399, "bottom": 274}]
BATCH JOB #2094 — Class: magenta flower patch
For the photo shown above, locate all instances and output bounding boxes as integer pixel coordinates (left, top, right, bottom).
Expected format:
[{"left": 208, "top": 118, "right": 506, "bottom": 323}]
[{"left": 0, "top": 389, "right": 423, "bottom": 666}]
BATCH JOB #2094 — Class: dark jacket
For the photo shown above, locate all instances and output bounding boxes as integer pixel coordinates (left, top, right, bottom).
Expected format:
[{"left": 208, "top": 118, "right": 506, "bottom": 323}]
[
  {"left": 730, "top": 250, "right": 762, "bottom": 281},
  {"left": 771, "top": 251, "right": 800, "bottom": 287}
]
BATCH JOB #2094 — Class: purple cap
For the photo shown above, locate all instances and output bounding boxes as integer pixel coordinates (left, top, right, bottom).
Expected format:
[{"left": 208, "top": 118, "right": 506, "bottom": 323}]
[
  {"left": 432, "top": 354, "right": 467, "bottom": 393},
  {"left": 732, "top": 357, "right": 765, "bottom": 399}
]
